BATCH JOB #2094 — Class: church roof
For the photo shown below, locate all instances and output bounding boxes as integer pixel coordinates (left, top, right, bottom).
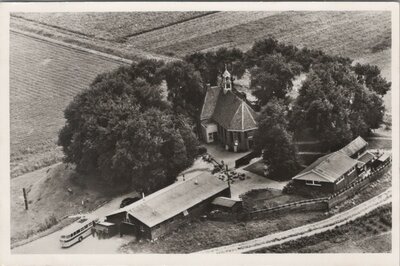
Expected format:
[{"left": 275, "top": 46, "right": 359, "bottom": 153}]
[
  {"left": 200, "top": 85, "right": 221, "bottom": 121},
  {"left": 201, "top": 85, "right": 258, "bottom": 131}
]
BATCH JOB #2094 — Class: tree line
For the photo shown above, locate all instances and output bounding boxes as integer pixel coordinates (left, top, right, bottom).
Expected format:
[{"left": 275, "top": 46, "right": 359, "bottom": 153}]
[{"left": 59, "top": 36, "right": 391, "bottom": 190}]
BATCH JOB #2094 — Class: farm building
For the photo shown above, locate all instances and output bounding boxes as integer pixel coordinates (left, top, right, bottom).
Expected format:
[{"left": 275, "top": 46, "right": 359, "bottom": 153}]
[
  {"left": 292, "top": 151, "right": 360, "bottom": 193},
  {"left": 339, "top": 136, "right": 368, "bottom": 158},
  {"left": 357, "top": 150, "right": 378, "bottom": 171},
  {"left": 200, "top": 68, "right": 258, "bottom": 152},
  {"left": 105, "top": 172, "right": 230, "bottom": 240}
]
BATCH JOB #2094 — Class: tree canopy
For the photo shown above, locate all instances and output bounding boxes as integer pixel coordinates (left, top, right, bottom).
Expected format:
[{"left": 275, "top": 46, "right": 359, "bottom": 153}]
[
  {"left": 59, "top": 61, "right": 199, "bottom": 192},
  {"left": 291, "top": 62, "right": 385, "bottom": 150},
  {"left": 163, "top": 60, "right": 205, "bottom": 118},
  {"left": 254, "top": 98, "right": 299, "bottom": 180}
]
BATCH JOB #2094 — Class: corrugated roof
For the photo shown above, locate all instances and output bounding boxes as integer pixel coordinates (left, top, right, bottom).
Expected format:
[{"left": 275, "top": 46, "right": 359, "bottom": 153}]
[
  {"left": 339, "top": 136, "right": 368, "bottom": 157},
  {"left": 200, "top": 85, "right": 221, "bottom": 121},
  {"left": 293, "top": 151, "right": 358, "bottom": 183},
  {"left": 358, "top": 151, "right": 376, "bottom": 164},
  {"left": 212, "top": 90, "right": 258, "bottom": 131},
  {"left": 107, "top": 173, "right": 229, "bottom": 228},
  {"left": 212, "top": 196, "right": 241, "bottom": 208}
]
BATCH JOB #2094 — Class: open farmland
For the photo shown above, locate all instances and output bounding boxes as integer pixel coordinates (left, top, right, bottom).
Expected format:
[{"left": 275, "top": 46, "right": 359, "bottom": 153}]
[
  {"left": 14, "top": 12, "right": 214, "bottom": 41},
  {"left": 147, "top": 11, "right": 390, "bottom": 59},
  {"left": 124, "top": 11, "right": 282, "bottom": 54},
  {"left": 10, "top": 31, "right": 127, "bottom": 177}
]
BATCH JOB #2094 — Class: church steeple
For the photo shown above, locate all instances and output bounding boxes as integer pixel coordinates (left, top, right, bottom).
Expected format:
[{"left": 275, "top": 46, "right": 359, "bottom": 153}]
[{"left": 222, "top": 64, "right": 232, "bottom": 94}]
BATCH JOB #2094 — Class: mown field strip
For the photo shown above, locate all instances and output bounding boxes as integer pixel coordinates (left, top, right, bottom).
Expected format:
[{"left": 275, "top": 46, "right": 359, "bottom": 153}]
[
  {"left": 14, "top": 12, "right": 214, "bottom": 41},
  {"left": 10, "top": 31, "right": 127, "bottom": 177},
  {"left": 197, "top": 188, "right": 391, "bottom": 254},
  {"left": 127, "top": 11, "right": 282, "bottom": 51}
]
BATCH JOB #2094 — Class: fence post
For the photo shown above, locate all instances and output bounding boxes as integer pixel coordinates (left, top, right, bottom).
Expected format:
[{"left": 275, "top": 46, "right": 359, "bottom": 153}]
[{"left": 23, "top": 188, "right": 28, "bottom": 210}]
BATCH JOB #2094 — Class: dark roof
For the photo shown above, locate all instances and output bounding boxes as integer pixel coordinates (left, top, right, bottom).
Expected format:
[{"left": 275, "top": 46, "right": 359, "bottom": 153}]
[
  {"left": 200, "top": 85, "right": 221, "bottom": 121},
  {"left": 209, "top": 88, "right": 258, "bottom": 131},
  {"left": 212, "top": 197, "right": 241, "bottom": 208},
  {"left": 293, "top": 151, "right": 358, "bottom": 183},
  {"left": 107, "top": 173, "right": 229, "bottom": 227},
  {"left": 339, "top": 136, "right": 368, "bottom": 157}
]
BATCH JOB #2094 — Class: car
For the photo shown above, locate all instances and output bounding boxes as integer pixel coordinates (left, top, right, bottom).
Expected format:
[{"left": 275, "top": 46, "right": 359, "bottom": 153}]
[{"left": 119, "top": 196, "right": 141, "bottom": 208}]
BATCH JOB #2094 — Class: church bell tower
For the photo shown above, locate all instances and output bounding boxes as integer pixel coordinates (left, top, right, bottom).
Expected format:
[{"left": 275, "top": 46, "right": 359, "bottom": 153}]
[{"left": 222, "top": 64, "right": 232, "bottom": 94}]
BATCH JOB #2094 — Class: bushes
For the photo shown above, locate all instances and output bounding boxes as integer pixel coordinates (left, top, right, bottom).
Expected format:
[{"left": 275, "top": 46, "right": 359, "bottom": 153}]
[
  {"left": 38, "top": 214, "right": 58, "bottom": 233},
  {"left": 197, "top": 145, "right": 207, "bottom": 155}
]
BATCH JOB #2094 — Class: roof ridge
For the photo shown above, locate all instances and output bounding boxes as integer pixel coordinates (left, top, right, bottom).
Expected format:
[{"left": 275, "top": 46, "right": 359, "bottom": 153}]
[
  {"left": 229, "top": 102, "right": 243, "bottom": 130},
  {"left": 244, "top": 104, "right": 257, "bottom": 125},
  {"left": 241, "top": 102, "right": 244, "bottom": 130}
]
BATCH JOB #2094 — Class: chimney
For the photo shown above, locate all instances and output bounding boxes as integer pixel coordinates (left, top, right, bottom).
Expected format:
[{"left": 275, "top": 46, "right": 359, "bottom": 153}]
[
  {"left": 195, "top": 178, "right": 199, "bottom": 185},
  {"left": 142, "top": 192, "right": 145, "bottom": 200}
]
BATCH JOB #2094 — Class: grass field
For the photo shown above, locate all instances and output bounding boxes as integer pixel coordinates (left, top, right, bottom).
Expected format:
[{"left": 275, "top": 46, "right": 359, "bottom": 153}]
[
  {"left": 241, "top": 188, "right": 308, "bottom": 211},
  {"left": 10, "top": 31, "right": 127, "bottom": 177},
  {"left": 13, "top": 12, "right": 214, "bottom": 41}
]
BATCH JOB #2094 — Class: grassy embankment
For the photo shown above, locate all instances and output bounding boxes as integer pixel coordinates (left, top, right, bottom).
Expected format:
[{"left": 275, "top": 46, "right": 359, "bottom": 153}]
[
  {"left": 253, "top": 203, "right": 392, "bottom": 253},
  {"left": 11, "top": 163, "right": 127, "bottom": 246}
]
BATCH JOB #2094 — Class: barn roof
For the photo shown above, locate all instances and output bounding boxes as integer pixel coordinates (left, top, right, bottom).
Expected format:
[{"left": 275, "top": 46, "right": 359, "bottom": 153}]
[
  {"left": 107, "top": 173, "right": 229, "bottom": 228},
  {"left": 212, "top": 196, "right": 241, "bottom": 208},
  {"left": 293, "top": 151, "right": 358, "bottom": 183},
  {"left": 339, "top": 136, "right": 368, "bottom": 157}
]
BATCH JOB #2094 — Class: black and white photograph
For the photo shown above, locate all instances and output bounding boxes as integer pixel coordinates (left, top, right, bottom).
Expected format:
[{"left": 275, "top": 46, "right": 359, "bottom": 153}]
[{"left": 0, "top": 1, "right": 398, "bottom": 265}]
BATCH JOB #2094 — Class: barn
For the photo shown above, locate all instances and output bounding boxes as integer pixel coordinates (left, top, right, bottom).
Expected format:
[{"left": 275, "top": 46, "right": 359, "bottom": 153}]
[
  {"left": 292, "top": 151, "right": 359, "bottom": 193},
  {"left": 339, "top": 136, "right": 368, "bottom": 158},
  {"left": 105, "top": 172, "right": 230, "bottom": 240}
]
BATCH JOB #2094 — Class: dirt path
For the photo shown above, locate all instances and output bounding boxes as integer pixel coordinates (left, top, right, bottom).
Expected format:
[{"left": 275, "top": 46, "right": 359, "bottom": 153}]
[{"left": 196, "top": 188, "right": 392, "bottom": 253}]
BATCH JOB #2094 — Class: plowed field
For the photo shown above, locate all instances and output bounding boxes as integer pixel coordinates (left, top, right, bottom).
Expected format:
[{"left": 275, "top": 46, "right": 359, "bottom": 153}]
[{"left": 10, "top": 31, "right": 127, "bottom": 177}]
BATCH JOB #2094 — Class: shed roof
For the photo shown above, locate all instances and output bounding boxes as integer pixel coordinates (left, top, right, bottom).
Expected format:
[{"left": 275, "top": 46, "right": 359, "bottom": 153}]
[
  {"left": 212, "top": 196, "right": 241, "bottom": 208},
  {"left": 358, "top": 151, "right": 376, "bottom": 164},
  {"left": 293, "top": 151, "right": 358, "bottom": 183},
  {"left": 339, "top": 136, "right": 368, "bottom": 157},
  {"left": 107, "top": 173, "right": 229, "bottom": 228},
  {"left": 377, "top": 152, "right": 391, "bottom": 162}
]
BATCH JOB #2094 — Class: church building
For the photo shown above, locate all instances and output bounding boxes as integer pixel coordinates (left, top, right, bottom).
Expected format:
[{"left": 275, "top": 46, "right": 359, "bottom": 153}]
[{"left": 200, "top": 69, "right": 258, "bottom": 152}]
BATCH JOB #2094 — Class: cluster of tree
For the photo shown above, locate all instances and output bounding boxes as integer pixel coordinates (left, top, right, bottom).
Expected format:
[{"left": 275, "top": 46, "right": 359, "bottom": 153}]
[
  {"left": 254, "top": 98, "right": 299, "bottom": 180},
  {"left": 290, "top": 61, "right": 386, "bottom": 151},
  {"left": 185, "top": 47, "right": 246, "bottom": 86},
  {"left": 242, "top": 38, "right": 389, "bottom": 178},
  {"left": 59, "top": 60, "right": 200, "bottom": 193}
]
